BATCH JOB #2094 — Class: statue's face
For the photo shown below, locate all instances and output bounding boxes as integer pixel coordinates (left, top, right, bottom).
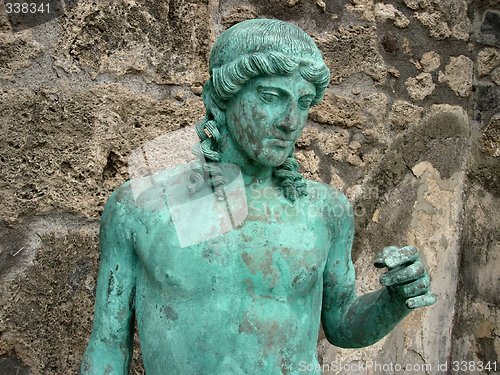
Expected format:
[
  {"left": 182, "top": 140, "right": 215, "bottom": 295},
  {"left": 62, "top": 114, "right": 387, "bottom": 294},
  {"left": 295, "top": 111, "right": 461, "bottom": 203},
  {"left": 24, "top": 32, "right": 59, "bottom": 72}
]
[{"left": 225, "top": 70, "right": 316, "bottom": 167}]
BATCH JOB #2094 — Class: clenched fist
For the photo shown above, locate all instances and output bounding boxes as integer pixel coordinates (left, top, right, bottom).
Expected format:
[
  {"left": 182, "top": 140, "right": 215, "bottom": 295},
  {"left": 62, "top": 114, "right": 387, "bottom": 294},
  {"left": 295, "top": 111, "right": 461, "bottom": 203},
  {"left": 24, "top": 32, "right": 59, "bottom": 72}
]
[{"left": 375, "top": 246, "right": 437, "bottom": 309}]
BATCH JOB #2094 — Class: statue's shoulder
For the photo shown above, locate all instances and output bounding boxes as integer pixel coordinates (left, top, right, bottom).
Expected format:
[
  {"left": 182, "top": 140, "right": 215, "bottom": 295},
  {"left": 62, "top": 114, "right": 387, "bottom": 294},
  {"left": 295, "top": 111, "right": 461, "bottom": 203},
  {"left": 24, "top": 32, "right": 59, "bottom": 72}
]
[
  {"left": 100, "top": 180, "right": 140, "bottom": 231},
  {"left": 108, "top": 161, "right": 201, "bottom": 214},
  {"left": 105, "top": 169, "right": 169, "bottom": 210},
  {"left": 106, "top": 179, "right": 136, "bottom": 208},
  {"left": 305, "top": 180, "right": 353, "bottom": 216}
]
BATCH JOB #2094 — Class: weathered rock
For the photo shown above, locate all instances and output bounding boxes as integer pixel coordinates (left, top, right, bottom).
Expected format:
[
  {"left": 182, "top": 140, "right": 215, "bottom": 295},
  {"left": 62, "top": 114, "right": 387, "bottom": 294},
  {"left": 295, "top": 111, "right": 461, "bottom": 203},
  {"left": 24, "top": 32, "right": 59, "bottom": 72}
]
[
  {"left": 474, "top": 82, "right": 500, "bottom": 112},
  {"left": 0, "top": 30, "right": 43, "bottom": 79},
  {"left": 451, "top": 179, "right": 500, "bottom": 367},
  {"left": 477, "top": 47, "right": 500, "bottom": 77},
  {"left": 374, "top": 3, "right": 410, "bottom": 28},
  {"left": 328, "top": 166, "right": 346, "bottom": 191},
  {"left": 0, "top": 8, "right": 12, "bottom": 32},
  {"left": 389, "top": 100, "right": 424, "bottom": 131},
  {"left": 0, "top": 85, "right": 204, "bottom": 223},
  {"left": 345, "top": 0, "right": 376, "bottom": 22},
  {"left": 382, "top": 32, "right": 400, "bottom": 53},
  {"left": 402, "top": 0, "right": 419, "bottom": 10},
  {"left": 295, "top": 150, "right": 321, "bottom": 180},
  {"left": 0, "top": 353, "right": 31, "bottom": 375},
  {"left": 408, "top": 0, "right": 471, "bottom": 40},
  {"left": 0, "top": 216, "right": 99, "bottom": 375},
  {"left": 405, "top": 72, "right": 436, "bottom": 100},
  {"left": 310, "top": 90, "right": 388, "bottom": 129},
  {"left": 315, "top": 25, "right": 388, "bottom": 84},
  {"left": 438, "top": 55, "right": 474, "bottom": 97},
  {"left": 315, "top": 0, "right": 326, "bottom": 12},
  {"left": 307, "top": 126, "right": 350, "bottom": 161},
  {"left": 220, "top": 4, "right": 258, "bottom": 28},
  {"left": 54, "top": 0, "right": 214, "bottom": 85},
  {"left": 479, "top": 115, "right": 500, "bottom": 157},
  {"left": 492, "top": 66, "right": 500, "bottom": 85},
  {"left": 401, "top": 35, "right": 412, "bottom": 54},
  {"left": 420, "top": 51, "right": 441, "bottom": 72},
  {"left": 234, "top": 0, "right": 340, "bottom": 33},
  {"left": 478, "top": 10, "right": 500, "bottom": 47}
]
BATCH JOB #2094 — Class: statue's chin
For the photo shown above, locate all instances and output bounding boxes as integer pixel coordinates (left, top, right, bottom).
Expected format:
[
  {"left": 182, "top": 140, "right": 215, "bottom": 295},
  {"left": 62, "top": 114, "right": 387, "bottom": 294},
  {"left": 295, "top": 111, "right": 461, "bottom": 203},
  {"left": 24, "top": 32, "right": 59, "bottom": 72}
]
[{"left": 254, "top": 150, "right": 290, "bottom": 168}]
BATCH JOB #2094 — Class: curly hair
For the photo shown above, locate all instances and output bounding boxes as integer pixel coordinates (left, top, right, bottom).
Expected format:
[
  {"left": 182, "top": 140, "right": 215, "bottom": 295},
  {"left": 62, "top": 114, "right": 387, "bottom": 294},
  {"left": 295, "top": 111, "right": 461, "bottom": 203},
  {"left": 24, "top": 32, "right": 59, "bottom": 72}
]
[{"left": 187, "top": 19, "right": 330, "bottom": 202}]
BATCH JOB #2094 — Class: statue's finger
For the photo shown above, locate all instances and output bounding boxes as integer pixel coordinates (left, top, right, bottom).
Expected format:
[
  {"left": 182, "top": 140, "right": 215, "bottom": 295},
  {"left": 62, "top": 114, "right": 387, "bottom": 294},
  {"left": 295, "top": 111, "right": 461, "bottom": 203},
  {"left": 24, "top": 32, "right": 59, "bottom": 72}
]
[
  {"left": 406, "top": 293, "right": 437, "bottom": 309},
  {"left": 383, "top": 246, "right": 418, "bottom": 269},
  {"left": 374, "top": 246, "right": 399, "bottom": 268},
  {"left": 399, "top": 274, "right": 430, "bottom": 297},
  {"left": 380, "top": 261, "right": 425, "bottom": 286}
]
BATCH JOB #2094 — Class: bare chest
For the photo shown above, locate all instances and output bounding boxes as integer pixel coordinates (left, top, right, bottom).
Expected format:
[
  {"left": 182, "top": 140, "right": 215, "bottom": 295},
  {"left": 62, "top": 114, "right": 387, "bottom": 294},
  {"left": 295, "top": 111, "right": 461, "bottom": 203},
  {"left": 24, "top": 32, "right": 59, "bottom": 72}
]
[{"left": 134, "top": 208, "right": 330, "bottom": 300}]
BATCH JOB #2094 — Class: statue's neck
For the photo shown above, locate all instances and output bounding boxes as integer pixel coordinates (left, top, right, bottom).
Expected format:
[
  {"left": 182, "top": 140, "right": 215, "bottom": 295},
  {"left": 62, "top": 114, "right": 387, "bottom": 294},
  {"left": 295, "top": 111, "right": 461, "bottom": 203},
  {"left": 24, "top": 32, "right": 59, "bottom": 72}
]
[{"left": 217, "top": 127, "right": 274, "bottom": 186}]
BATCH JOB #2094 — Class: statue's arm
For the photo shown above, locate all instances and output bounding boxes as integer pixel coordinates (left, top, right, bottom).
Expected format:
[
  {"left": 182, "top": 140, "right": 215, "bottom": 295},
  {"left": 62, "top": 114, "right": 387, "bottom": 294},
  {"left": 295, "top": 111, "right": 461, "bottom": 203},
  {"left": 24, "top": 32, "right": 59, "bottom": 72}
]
[
  {"left": 81, "top": 184, "right": 137, "bottom": 374},
  {"left": 320, "top": 192, "right": 411, "bottom": 348}
]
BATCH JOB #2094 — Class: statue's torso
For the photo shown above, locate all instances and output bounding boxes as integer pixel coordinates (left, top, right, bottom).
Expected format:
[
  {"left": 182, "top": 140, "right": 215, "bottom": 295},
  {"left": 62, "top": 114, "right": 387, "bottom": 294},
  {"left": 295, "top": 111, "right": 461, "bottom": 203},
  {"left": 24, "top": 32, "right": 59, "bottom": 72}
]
[{"left": 130, "top": 180, "right": 332, "bottom": 375}]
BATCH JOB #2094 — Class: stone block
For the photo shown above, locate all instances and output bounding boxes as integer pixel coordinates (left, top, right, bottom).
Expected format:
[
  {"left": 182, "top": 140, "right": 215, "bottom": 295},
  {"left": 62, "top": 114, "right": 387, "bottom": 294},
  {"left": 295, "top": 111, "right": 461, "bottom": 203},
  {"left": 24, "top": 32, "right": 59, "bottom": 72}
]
[
  {"left": 420, "top": 51, "right": 441, "bottom": 73},
  {"left": 438, "top": 55, "right": 474, "bottom": 97},
  {"left": 475, "top": 82, "right": 500, "bottom": 112},
  {"left": 0, "top": 216, "right": 100, "bottom": 374},
  {"left": 0, "top": 85, "right": 204, "bottom": 223},
  {"left": 405, "top": 73, "right": 436, "bottom": 101},
  {"left": 479, "top": 10, "right": 500, "bottom": 47},
  {"left": 315, "top": 25, "right": 387, "bottom": 85},
  {"left": 389, "top": 100, "right": 424, "bottom": 131},
  {"left": 54, "top": 0, "right": 214, "bottom": 84},
  {"left": 407, "top": 0, "right": 471, "bottom": 40},
  {"left": 0, "top": 30, "right": 43, "bottom": 79},
  {"left": 477, "top": 47, "right": 500, "bottom": 77},
  {"left": 479, "top": 115, "right": 500, "bottom": 157}
]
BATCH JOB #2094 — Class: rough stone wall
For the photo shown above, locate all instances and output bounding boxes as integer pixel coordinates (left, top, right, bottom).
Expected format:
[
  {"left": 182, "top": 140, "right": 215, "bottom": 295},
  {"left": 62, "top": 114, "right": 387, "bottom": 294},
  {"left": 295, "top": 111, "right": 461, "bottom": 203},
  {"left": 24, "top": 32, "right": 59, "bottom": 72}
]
[{"left": 0, "top": 0, "right": 498, "bottom": 374}]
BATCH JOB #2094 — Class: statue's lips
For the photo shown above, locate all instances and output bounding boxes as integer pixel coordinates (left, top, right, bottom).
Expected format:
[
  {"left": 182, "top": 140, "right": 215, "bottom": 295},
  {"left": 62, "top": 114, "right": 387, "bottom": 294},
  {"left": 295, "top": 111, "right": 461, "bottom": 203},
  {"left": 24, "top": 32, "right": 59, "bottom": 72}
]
[{"left": 268, "top": 138, "right": 293, "bottom": 148}]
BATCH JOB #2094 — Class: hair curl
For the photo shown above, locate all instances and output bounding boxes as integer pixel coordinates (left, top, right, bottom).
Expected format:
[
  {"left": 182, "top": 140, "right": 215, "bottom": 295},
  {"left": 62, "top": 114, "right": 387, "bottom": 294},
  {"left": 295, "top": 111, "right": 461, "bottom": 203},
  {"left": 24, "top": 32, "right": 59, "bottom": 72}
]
[{"left": 187, "top": 19, "right": 330, "bottom": 202}]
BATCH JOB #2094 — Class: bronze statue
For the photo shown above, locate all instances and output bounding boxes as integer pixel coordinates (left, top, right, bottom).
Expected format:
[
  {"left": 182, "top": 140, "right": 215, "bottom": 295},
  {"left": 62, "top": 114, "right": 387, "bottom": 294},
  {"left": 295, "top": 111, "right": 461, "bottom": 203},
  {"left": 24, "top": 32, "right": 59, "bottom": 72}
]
[{"left": 81, "top": 18, "right": 435, "bottom": 375}]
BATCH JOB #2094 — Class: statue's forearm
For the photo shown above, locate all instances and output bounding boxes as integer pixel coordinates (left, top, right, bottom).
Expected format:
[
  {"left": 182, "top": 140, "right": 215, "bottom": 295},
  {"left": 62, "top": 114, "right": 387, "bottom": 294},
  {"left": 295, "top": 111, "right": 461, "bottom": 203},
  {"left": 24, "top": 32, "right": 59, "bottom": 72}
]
[
  {"left": 81, "top": 335, "right": 132, "bottom": 375},
  {"left": 325, "top": 288, "right": 410, "bottom": 348}
]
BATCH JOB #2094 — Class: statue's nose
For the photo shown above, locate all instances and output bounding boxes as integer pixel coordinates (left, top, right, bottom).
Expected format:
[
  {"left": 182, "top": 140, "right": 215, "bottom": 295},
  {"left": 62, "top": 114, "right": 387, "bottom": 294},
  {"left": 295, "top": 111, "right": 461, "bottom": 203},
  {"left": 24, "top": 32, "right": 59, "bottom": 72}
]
[{"left": 276, "top": 103, "right": 300, "bottom": 132}]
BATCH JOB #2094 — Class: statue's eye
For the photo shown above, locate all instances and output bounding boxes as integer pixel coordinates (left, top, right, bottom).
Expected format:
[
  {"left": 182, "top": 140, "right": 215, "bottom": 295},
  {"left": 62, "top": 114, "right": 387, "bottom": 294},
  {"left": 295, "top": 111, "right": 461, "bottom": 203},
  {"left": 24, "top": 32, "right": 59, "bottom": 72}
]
[
  {"left": 259, "top": 91, "right": 280, "bottom": 103},
  {"left": 298, "top": 97, "right": 313, "bottom": 109}
]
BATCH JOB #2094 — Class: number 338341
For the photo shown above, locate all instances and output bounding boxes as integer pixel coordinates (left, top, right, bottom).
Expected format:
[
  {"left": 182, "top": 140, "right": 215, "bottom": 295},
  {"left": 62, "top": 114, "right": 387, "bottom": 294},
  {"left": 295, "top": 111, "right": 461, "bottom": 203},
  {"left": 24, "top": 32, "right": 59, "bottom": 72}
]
[
  {"left": 5, "top": 2, "right": 50, "bottom": 14},
  {"left": 452, "top": 361, "right": 498, "bottom": 372}
]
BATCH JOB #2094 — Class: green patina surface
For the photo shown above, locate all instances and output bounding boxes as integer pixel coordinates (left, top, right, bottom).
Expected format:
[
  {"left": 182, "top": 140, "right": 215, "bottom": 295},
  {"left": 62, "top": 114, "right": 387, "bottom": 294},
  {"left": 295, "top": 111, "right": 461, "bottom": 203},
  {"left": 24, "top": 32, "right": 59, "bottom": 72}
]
[{"left": 81, "top": 19, "right": 435, "bottom": 375}]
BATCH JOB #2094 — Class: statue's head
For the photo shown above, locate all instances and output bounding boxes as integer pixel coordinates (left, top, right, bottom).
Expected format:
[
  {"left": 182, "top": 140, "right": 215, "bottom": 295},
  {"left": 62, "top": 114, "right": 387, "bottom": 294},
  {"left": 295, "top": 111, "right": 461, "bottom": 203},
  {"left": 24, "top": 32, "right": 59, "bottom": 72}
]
[
  {"left": 207, "top": 18, "right": 329, "bottom": 104},
  {"left": 190, "top": 19, "right": 330, "bottom": 201}
]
